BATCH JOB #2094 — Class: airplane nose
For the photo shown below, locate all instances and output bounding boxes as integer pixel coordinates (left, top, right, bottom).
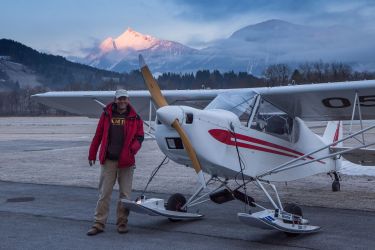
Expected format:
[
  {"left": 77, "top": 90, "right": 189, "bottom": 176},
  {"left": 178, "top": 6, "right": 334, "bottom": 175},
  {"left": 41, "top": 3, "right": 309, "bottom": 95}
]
[{"left": 157, "top": 106, "right": 184, "bottom": 126}]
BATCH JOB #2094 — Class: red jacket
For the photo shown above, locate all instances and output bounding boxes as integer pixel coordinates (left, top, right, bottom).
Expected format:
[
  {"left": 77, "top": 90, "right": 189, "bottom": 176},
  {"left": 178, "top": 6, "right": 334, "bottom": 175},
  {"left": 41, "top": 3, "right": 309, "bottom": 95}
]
[{"left": 88, "top": 102, "right": 144, "bottom": 168}]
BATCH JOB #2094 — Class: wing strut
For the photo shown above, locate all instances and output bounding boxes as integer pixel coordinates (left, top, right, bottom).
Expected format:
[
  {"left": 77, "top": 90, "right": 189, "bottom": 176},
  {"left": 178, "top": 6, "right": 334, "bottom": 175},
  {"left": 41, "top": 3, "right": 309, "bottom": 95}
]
[
  {"left": 349, "top": 91, "right": 366, "bottom": 145},
  {"left": 93, "top": 98, "right": 106, "bottom": 108}
]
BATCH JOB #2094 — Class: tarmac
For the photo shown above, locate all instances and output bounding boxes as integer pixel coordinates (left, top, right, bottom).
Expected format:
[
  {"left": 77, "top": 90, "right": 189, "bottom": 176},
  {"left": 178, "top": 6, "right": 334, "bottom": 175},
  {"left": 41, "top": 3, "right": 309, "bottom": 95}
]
[{"left": 0, "top": 117, "right": 375, "bottom": 249}]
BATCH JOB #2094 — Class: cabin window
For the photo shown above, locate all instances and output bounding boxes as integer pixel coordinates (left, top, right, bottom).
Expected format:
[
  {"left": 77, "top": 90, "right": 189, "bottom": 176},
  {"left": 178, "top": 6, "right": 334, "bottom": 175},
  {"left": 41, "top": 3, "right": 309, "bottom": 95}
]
[
  {"left": 250, "top": 99, "right": 294, "bottom": 141},
  {"left": 205, "top": 91, "right": 258, "bottom": 124}
]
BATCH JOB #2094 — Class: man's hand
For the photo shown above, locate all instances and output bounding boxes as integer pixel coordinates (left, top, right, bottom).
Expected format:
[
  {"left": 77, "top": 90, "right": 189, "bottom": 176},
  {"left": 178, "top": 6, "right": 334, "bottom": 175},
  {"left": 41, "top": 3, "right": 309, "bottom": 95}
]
[{"left": 89, "top": 160, "right": 96, "bottom": 166}]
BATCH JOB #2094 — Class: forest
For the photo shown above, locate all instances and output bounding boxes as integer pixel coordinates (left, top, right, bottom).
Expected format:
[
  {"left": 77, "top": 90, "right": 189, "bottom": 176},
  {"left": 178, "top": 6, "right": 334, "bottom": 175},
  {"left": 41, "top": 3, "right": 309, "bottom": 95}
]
[{"left": 1, "top": 61, "right": 374, "bottom": 116}]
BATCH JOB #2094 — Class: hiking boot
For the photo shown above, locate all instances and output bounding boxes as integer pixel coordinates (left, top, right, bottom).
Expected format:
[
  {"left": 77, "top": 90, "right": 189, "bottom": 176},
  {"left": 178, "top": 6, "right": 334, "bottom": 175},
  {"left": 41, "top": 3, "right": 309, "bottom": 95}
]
[
  {"left": 117, "top": 224, "right": 128, "bottom": 234},
  {"left": 87, "top": 225, "right": 104, "bottom": 236}
]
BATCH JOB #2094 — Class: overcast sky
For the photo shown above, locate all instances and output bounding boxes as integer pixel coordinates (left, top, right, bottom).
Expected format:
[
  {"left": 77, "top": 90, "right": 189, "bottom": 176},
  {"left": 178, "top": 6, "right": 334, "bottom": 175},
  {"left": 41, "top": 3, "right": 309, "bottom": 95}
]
[{"left": 1, "top": 0, "right": 375, "bottom": 56}]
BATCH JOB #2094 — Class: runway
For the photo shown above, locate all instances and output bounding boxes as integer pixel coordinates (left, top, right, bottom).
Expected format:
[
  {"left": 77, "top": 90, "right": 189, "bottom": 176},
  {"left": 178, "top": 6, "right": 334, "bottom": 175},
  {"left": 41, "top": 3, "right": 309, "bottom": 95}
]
[
  {"left": 1, "top": 181, "right": 374, "bottom": 250},
  {"left": 0, "top": 117, "right": 374, "bottom": 249}
]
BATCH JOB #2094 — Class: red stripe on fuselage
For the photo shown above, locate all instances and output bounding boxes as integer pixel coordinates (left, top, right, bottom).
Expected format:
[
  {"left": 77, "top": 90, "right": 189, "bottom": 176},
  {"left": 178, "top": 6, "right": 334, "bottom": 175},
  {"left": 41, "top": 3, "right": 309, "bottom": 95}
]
[{"left": 208, "top": 129, "right": 325, "bottom": 164}]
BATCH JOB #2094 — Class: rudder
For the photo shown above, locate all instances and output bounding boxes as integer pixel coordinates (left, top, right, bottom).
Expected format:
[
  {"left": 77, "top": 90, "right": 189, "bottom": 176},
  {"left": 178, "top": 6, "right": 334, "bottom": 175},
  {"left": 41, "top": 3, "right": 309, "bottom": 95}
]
[{"left": 323, "top": 121, "right": 343, "bottom": 146}]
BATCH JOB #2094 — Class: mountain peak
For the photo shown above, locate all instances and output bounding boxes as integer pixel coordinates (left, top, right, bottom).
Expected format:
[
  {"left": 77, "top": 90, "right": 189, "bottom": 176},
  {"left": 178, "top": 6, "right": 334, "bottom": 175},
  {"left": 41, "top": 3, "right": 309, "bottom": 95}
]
[
  {"left": 123, "top": 27, "right": 141, "bottom": 36},
  {"left": 257, "top": 19, "right": 292, "bottom": 26},
  {"left": 86, "top": 28, "right": 196, "bottom": 70},
  {"left": 121, "top": 27, "right": 146, "bottom": 38},
  {"left": 251, "top": 19, "right": 302, "bottom": 30},
  {"left": 99, "top": 37, "right": 115, "bottom": 52},
  {"left": 230, "top": 19, "right": 304, "bottom": 40},
  {"left": 98, "top": 28, "right": 159, "bottom": 52}
]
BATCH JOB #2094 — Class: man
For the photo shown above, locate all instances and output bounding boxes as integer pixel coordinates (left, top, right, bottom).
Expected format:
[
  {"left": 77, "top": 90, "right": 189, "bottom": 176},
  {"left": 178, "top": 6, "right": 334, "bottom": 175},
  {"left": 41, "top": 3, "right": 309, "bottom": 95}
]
[{"left": 87, "top": 89, "right": 144, "bottom": 236}]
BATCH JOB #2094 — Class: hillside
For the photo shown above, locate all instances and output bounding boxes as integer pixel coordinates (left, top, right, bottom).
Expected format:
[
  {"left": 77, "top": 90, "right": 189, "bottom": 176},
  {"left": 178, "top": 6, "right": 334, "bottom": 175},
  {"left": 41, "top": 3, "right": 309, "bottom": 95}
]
[{"left": 0, "top": 39, "right": 122, "bottom": 89}]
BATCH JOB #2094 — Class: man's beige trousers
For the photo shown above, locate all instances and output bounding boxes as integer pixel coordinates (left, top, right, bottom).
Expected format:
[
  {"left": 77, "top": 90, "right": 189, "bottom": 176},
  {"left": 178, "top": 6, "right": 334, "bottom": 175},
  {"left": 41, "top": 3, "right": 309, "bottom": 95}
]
[{"left": 94, "top": 160, "right": 134, "bottom": 229}]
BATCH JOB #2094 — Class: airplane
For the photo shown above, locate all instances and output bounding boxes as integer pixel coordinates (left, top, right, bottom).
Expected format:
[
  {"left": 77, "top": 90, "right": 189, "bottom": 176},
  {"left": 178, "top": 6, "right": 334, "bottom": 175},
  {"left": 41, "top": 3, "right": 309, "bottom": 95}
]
[{"left": 32, "top": 55, "right": 375, "bottom": 234}]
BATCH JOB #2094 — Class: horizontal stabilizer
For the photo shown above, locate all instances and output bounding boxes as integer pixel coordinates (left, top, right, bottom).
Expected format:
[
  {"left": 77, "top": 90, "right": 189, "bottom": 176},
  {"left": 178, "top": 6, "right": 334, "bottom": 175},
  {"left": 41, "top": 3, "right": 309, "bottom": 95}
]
[{"left": 331, "top": 146, "right": 375, "bottom": 166}]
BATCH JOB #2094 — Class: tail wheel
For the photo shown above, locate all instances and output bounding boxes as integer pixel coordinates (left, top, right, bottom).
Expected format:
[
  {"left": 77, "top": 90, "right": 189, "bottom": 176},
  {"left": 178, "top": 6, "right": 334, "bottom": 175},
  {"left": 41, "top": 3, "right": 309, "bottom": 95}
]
[
  {"left": 332, "top": 180, "right": 340, "bottom": 192},
  {"left": 166, "top": 193, "right": 187, "bottom": 222}
]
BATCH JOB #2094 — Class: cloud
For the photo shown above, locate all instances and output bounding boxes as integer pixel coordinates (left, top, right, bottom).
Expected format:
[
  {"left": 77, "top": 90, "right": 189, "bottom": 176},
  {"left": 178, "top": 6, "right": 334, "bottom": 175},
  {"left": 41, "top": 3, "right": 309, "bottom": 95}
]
[
  {"left": 2, "top": 0, "right": 374, "bottom": 67},
  {"left": 172, "top": 0, "right": 375, "bottom": 27},
  {"left": 172, "top": 0, "right": 313, "bottom": 21},
  {"left": 169, "top": 0, "right": 375, "bottom": 53}
]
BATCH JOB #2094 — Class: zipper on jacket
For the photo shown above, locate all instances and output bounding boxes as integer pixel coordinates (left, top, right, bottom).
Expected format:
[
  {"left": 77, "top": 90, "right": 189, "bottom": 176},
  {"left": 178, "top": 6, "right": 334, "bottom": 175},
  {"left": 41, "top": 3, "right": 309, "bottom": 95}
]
[{"left": 103, "top": 114, "right": 110, "bottom": 161}]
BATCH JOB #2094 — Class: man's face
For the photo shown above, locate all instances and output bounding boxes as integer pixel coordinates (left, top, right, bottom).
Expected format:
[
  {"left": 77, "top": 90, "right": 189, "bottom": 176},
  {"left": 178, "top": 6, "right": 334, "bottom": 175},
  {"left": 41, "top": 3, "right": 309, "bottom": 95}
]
[{"left": 116, "top": 96, "right": 129, "bottom": 111}]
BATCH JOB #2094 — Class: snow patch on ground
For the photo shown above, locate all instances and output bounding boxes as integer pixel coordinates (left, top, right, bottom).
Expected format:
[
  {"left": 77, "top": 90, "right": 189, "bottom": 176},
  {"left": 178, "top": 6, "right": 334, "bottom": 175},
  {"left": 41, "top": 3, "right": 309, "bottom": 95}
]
[
  {"left": 341, "top": 161, "right": 375, "bottom": 176},
  {"left": 0, "top": 117, "right": 374, "bottom": 212}
]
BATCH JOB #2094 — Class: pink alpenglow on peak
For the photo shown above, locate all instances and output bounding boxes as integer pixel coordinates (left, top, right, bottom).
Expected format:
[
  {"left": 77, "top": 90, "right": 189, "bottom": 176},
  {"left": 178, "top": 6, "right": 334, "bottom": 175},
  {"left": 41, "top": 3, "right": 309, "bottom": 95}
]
[
  {"left": 99, "top": 37, "right": 116, "bottom": 52},
  {"left": 84, "top": 27, "right": 196, "bottom": 72},
  {"left": 99, "top": 28, "right": 159, "bottom": 52}
]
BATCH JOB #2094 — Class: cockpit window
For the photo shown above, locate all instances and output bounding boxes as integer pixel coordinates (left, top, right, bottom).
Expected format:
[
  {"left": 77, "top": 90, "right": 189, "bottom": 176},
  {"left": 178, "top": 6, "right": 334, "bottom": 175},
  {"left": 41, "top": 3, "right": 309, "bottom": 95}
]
[
  {"left": 250, "top": 99, "right": 294, "bottom": 141},
  {"left": 205, "top": 91, "right": 258, "bottom": 123}
]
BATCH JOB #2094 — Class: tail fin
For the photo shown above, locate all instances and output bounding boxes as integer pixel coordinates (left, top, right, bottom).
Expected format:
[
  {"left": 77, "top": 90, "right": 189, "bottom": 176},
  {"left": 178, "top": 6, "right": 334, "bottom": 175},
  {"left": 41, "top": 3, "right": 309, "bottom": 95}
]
[{"left": 323, "top": 121, "right": 343, "bottom": 146}]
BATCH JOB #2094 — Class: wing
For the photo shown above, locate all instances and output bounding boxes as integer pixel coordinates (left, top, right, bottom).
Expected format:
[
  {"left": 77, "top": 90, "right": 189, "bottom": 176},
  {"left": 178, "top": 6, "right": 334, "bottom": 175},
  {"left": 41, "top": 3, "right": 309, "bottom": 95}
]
[
  {"left": 31, "top": 89, "right": 226, "bottom": 118},
  {"left": 256, "top": 80, "right": 375, "bottom": 121},
  {"left": 331, "top": 146, "right": 375, "bottom": 166},
  {"left": 32, "top": 80, "right": 375, "bottom": 120}
]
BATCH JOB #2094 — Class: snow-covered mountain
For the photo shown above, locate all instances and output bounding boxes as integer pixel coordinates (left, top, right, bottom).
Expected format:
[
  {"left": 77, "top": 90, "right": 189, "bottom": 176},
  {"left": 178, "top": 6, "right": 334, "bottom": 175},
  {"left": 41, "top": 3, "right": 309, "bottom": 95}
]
[
  {"left": 200, "top": 19, "right": 375, "bottom": 74},
  {"left": 83, "top": 28, "right": 198, "bottom": 72},
  {"left": 75, "top": 20, "right": 375, "bottom": 75},
  {"left": 223, "top": 19, "right": 354, "bottom": 61},
  {"left": 230, "top": 19, "right": 317, "bottom": 41}
]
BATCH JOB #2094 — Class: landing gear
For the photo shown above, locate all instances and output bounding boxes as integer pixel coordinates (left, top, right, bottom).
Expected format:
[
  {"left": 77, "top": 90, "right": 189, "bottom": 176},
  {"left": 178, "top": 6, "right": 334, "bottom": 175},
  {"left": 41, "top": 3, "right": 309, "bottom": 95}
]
[
  {"left": 166, "top": 193, "right": 187, "bottom": 222},
  {"left": 166, "top": 193, "right": 187, "bottom": 212},
  {"left": 282, "top": 203, "right": 303, "bottom": 236},
  {"left": 332, "top": 180, "right": 340, "bottom": 192},
  {"left": 209, "top": 188, "right": 256, "bottom": 207},
  {"left": 238, "top": 179, "right": 320, "bottom": 234},
  {"left": 331, "top": 172, "right": 341, "bottom": 192},
  {"left": 283, "top": 203, "right": 303, "bottom": 223}
]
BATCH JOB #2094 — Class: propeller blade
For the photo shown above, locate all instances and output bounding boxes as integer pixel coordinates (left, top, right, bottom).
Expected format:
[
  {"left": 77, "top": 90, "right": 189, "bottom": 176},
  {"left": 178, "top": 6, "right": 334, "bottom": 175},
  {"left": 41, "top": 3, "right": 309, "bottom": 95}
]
[
  {"left": 139, "top": 54, "right": 168, "bottom": 108},
  {"left": 139, "top": 54, "right": 206, "bottom": 188},
  {"left": 172, "top": 120, "right": 206, "bottom": 188}
]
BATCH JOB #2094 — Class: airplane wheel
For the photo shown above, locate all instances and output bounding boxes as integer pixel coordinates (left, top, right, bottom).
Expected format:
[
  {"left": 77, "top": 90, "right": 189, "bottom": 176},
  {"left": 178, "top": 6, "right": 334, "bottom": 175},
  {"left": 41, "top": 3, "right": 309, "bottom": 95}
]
[
  {"left": 332, "top": 180, "right": 340, "bottom": 192},
  {"left": 283, "top": 203, "right": 303, "bottom": 223},
  {"left": 283, "top": 203, "right": 303, "bottom": 237},
  {"left": 166, "top": 193, "right": 187, "bottom": 222}
]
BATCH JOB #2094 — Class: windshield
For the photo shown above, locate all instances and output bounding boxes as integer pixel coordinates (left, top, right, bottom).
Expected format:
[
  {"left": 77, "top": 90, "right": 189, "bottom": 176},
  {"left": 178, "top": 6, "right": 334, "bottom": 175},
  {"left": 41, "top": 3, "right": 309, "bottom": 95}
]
[
  {"left": 205, "top": 90, "right": 258, "bottom": 123},
  {"left": 250, "top": 99, "right": 294, "bottom": 141}
]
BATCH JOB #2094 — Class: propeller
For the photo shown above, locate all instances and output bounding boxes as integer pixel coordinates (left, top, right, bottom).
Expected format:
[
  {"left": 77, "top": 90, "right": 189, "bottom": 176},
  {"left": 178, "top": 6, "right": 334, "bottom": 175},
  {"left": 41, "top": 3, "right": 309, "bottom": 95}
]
[{"left": 139, "top": 54, "right": 206, "bottom": 188}]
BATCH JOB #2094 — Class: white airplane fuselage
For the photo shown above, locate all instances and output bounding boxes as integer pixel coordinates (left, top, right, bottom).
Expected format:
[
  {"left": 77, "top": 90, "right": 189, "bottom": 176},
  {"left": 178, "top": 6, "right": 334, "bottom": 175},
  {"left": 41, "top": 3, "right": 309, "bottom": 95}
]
[{"left": 155, "top": 106, "right": 339, "bottom": 182}]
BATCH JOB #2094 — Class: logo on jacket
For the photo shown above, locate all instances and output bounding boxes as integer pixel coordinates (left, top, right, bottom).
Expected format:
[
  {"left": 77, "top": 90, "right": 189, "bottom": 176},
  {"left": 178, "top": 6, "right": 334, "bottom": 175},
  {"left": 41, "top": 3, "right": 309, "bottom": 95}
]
[{"left": 111, "top": 118, "right": 125, "bottom": 126}]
